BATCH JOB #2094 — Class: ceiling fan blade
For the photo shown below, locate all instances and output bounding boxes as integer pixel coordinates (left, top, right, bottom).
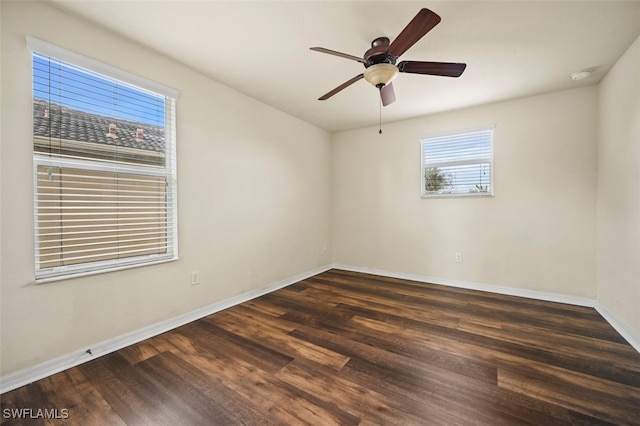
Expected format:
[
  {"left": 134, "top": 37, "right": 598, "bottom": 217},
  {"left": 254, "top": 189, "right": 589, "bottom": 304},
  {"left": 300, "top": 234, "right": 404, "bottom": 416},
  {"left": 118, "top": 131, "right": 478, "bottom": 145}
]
[
  {"left": 398, "top": 61, "right": 467, "bottom": 77},
  {"left": 318, "top": 74, "right": 364, "bottom": 100},
  {"left": 310, "top": 47, "right": 366, "bottom": 63},
  {"left": 387, "top": 8, "right": 441, "bottom": 59},
  {"left": 380, "top": 82, "right": 396, "bottom": 106}
]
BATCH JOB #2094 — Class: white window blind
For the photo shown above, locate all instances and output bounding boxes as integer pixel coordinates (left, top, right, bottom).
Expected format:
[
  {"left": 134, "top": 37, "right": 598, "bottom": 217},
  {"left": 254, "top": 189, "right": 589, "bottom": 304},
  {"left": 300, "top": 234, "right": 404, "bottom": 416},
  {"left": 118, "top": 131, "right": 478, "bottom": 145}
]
[
  {"left": 420, "top": 126, "right": 494, "bottom": 198},
  {"left": 30, "top": 38, "right": 178, "bottom": 282}
]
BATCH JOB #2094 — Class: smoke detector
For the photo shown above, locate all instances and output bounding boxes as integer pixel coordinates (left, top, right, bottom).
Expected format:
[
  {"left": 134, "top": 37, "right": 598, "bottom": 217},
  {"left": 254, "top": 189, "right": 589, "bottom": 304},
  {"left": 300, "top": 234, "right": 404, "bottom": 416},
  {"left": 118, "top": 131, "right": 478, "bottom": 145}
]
[{"left": 571, "top": 69, "right": 592, "bottom": 81}]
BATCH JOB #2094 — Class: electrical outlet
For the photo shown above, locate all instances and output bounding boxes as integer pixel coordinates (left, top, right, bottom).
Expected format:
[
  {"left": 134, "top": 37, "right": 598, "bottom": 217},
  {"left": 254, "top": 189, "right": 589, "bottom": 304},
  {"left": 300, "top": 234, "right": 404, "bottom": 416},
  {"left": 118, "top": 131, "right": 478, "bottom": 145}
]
[
  {"left": 455, "top": 252, "right": 463, "bottom": 263},
  {"left": 191, "top": 271, "right": 200, "bottom": 286}
]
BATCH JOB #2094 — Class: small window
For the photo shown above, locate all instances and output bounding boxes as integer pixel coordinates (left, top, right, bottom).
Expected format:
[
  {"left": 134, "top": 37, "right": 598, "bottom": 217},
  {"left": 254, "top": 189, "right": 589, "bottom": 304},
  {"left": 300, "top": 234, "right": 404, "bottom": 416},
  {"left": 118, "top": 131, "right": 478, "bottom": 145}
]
[
  {"left": 420, "top": 126, "right": 494, "bottom": 198},
  {"left": 29, "top": 37, "right": 179, "bottom": 282}
]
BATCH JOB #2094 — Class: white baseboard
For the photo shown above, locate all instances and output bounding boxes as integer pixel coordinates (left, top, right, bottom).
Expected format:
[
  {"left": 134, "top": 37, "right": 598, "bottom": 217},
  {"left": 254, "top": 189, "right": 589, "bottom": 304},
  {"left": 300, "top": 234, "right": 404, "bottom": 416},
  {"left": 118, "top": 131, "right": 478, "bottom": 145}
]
[
  {"left": 0, "top": 264, "right": 333, "bottom": 394},
  {"left": 332, "top": 263, "right": 596, "bottom": 307},
  {"left": 594, "top": 301, "right": 640, "bottom": 353},
  {"left": 331, "top": 263, "right": 640, "bottom": 353}
]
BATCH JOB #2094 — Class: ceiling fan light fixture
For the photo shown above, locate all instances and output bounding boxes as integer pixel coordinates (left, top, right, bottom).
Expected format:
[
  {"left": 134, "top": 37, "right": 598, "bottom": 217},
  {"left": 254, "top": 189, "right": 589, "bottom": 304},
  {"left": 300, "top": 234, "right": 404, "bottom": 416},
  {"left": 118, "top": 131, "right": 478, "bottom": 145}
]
[
  {"left": 312, "top": 8, "right": 465, "bottom": 105},
  {"left": 364, "top": 63, "right": 399, "bottom": 88}
]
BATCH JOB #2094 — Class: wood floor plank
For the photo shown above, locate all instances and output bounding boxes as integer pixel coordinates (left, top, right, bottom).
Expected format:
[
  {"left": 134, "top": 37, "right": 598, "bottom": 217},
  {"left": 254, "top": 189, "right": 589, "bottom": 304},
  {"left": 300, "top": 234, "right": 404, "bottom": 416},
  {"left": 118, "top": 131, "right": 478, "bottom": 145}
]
[
  {"left": 299, "top": 281, "right": 463, "bottom": 330},
  {"left": 76, "top": 352, "right": 188, "bottom": 425},
  {"left": 188, "top": 319, "right": 294, "bottom": 373},
  {"left": 347, "top": 314, "right": 499, "bottom": 383},
  {"left": 2, "top": 269, "right": 639, "bottom": 425},
  {"left": 458, "top": 319, "right": 640, "bottom": 373},
  {"left": 36, "top": 368, "right": 126, "bottom": 425},
  {"left": 182, "top": 351, "right": 359, "bottom": 425},
  {"left": 118, "top": 340, "right": 161, "bottom": 365},
  {"left": 343, "top": 355, "right": 572, "bottom": 426},
  {"left": 499, "top": 368, "right": 640, "bottom": 424},
  {"left": 135, "top": 351, "right": 280, "bottom": 425},
  {"left": 212, "top": 308, "right": 350, "bottom": 369},
  {"left": 275, "top": 359, "right": 427, "bottom": 425}
]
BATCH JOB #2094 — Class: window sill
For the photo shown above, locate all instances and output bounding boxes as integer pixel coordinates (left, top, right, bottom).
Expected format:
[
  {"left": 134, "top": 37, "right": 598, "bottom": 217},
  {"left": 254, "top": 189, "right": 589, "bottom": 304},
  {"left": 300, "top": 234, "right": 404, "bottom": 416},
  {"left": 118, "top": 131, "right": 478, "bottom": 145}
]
[
  {"left": 35, "top": 256, "right": 179, "bottom": 284},
  {"left": 421, "top": 193, "right": 494, "bottom": 199}
]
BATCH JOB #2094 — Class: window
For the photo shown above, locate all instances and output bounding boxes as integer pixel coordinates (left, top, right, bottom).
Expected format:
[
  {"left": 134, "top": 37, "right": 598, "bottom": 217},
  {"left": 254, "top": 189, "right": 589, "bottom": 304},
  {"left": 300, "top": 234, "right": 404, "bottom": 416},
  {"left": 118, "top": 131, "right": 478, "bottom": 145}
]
[
  {"left": 28, "top": 37, "right": 179, "bottom": 282},
  {"left": 420, "top": 125, "right": 494, "bottom": 198}
]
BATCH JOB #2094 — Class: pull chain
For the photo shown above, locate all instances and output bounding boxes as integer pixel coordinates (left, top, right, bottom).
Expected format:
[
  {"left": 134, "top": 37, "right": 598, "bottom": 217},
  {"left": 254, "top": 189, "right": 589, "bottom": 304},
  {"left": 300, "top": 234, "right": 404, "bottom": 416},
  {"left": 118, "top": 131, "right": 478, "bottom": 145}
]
[{"left": 378, "top": 96, "right": 382, "bottom": 134}]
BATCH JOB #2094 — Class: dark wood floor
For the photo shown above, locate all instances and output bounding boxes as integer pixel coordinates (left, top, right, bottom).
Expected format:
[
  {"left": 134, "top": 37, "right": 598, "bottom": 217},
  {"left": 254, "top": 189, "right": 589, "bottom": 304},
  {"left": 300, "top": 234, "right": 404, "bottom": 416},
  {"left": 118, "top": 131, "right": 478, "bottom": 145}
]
[{"left": 2, "top": 269, "right": 640, "bottom": 425}]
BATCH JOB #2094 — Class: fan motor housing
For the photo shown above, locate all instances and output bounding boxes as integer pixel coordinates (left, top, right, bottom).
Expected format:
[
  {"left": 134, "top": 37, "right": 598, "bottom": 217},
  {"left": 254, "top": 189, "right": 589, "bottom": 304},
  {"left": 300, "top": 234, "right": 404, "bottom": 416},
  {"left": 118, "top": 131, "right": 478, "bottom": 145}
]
[{"left": 364, "top": 37, "right": 397, "bottom": 67}]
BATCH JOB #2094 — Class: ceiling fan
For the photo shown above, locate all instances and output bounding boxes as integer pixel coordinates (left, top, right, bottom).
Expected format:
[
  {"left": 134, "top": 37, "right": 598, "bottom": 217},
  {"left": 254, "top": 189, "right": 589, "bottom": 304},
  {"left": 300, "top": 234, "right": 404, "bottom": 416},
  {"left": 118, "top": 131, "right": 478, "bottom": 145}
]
[{"left": 311, "top": 8, "right": 466, "bottom": 106}]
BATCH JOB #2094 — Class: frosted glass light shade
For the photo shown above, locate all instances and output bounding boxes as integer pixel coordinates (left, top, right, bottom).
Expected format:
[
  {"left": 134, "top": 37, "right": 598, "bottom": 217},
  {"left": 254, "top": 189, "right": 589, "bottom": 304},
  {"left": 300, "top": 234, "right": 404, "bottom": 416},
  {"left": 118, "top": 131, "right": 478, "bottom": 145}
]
[{"left": 364, "top": 63, "right": 399, "bottom": 87}]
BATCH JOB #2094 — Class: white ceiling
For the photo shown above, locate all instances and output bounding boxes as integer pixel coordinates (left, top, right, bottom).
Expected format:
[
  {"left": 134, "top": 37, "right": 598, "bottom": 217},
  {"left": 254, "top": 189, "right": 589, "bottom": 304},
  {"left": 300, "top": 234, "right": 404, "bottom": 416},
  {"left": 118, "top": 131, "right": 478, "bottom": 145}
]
[{"left": 49, "top": 1, "right": 640, "bottom": 133}]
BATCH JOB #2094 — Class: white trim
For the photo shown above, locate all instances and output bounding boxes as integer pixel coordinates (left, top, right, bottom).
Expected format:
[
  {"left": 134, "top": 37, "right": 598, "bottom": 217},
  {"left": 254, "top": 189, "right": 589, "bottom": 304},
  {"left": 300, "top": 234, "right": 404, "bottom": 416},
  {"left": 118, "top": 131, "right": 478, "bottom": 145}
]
[
  {"left": 34, "top": 256, "right": 179, "bottom": 285},
  {"left": 26, "top": 36, "right": 179, "bottom": 99},
  {"left": 0, "top": 264, "right": 332, "bottom": 394},
  {"left": 594, "top": 301, "right": 640, "bottom": 353},
  {"left": 419, "top": 123, "right": 496, "bottom": 141}
]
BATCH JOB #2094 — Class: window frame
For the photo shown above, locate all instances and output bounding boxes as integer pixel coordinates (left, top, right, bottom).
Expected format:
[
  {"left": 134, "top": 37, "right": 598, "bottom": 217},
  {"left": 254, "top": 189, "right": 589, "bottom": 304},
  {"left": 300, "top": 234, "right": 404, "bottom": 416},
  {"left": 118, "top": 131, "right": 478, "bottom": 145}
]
[
  {"left": 28, "top": 37, "right": 179, "bottom": 283},
  {"left": 420, "top": 125, "right": 495, "bottom": 199}
]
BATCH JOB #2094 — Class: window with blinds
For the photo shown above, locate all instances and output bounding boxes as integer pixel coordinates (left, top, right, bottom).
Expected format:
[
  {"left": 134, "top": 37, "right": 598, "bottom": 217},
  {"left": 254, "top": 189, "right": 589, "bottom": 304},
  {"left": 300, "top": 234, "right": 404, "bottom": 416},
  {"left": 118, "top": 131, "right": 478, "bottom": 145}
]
[
  {"left": 29, "top": 37, "right": 179, "bottom": 282},
  {"left": 420, "top": 126, "right": 494, "bottom": 198}
]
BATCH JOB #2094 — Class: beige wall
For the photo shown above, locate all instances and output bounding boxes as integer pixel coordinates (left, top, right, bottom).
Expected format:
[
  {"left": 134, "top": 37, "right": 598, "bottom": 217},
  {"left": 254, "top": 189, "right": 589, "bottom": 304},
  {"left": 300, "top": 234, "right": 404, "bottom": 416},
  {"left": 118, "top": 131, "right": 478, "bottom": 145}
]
[
  {"left": 0, "top": 1, "right": 332, "bottom": 376},
  {"left": 597, "top": 35, "right": 640, "bottom": 336},
  {"left": 332, "top": 87, "right": 598, "bottom": 298}
]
